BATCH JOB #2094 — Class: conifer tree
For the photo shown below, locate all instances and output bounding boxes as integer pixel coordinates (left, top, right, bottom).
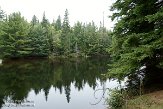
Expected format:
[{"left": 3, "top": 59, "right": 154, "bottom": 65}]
[
  {"left": 0, "top": 12, "right": 31, "bottom": 58},
  {"left": 28, "top": 13, "right": 51, "bottom": 57},
  {"left": 55, "top": 15, "right": 62, "bottom": 31},
  {"left": 109, "top": 0, "right": 163, "bottom": 79},
  {"left": 61, "top": 9, "right": 71, "bottom": 54},
  {"left": 0, "top": 7, "right": 5, "bottom": 21},
  {"left": 31, "top": 15, "right": 39, "bottom": 26}
]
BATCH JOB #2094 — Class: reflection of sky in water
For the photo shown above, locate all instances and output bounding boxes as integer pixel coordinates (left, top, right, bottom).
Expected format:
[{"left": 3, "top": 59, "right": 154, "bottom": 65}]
[{"left": 2, "top": 80, "right": 119, "bottom": 109}]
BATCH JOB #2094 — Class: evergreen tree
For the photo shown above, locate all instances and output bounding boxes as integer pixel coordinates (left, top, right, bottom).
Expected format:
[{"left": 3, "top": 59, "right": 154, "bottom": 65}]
[
  {"left": 72, "top": 22, "right": 84, "bottom": 54},
  {"left": 28, "top": 13, "right": 54, "bottom": 57},
  {"left": 109, "top": 0, "right": 163, "bottom": 79},
  {"left": 61, "top": 9, "right": 71, "bottom": 54},
  {"left": 31, "top": 15, "right": 39, "bottom": 26},
  {"left": 0, "top": 12, "right": 31, "bottom": 58},
  {"left": 41, "top": 12, "right": 51, "bottom": 55},
  {"left": 28, "top": 24, "right": 50, "bottom": 56},
  {"left": 55, "top": 15, "right": 62, "bottom": 31},
  {"left": 97, "top": 26, "right": 112, "bottom": 55},
  {"left": 51, "top": 28, "right": 62, "bottom": 55},
  {"left": 0, "top": 7, "right": 5, "bottom": 21},
  {"left": 41, "top": 12, "right": 49, "bottom": 27},
  {"left": 47, "top": 25, "right": 56, "bottom": 54},
  {"left": 0, "top": 8, "right": 5, "bottom": 34},
  {"left": 84, "top": 22, "right": 98, "bottom": 55},
  {"left": 0, "top": 8, "right": 6, "bottom": 58}
]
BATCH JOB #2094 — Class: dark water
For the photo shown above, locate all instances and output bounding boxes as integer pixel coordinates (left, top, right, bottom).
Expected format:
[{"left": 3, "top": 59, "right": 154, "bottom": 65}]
[
  {"left": 124, "top": 65, "right": 163, "bottom": 96},
  {"left": 0, "top": 58, "right": 119, "bottom": 109}
]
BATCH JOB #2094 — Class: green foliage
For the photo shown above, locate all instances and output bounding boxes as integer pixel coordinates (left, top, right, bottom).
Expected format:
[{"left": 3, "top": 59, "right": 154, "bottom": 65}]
[
  {"left": 107, "top": 88, "right": 125, "bottom": 109},
  {"left": 72, "top": 22, "right": 83, "bottom": 54},
  {"left": 0, "top": 7, "right": 5, "bottom": 21},
  {"left": 28, "top": 24, "right": 50, "bottom": 56},
  {"left": 55, "top": 15, "right": 62, "bottom": 31},
  {"left": 0, "top": 12, "right": 31, "bottom": 58},
  {"left": 0, "top": 8, "right": 5, "bottom": 58},
  {"left": 61, "top": 9, "right": 71, "bottom": 55},
  {"left": 31, "top": 15, "right": 39, "bottom": 26},
  {"left": 71, "top": 22, "right": 111, "bottom": 56},
  {"left": 41, "top": 12, "right": 50, "bottom": 27},
  {"left": 108, "top": 0, "right": 163, "bottom": 79},
  {"left": 0, "top": 8, "right": 112, "bottom": 59}
]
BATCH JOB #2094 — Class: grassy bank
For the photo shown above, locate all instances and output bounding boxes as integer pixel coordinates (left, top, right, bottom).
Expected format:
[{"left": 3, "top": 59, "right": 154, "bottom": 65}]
[{"left": 123, "top": 90, "right": 163, "bottom": 109}]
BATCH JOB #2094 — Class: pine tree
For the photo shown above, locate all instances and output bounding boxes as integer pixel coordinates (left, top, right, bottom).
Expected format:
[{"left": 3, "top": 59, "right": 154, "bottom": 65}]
[
  {"left": 97, "top": 26, "right": 111, "bottom": 55},
  {"left": 28, "top": 13, "right": 54, "bottom": 57},
  {"left": 61, "top": 9, "right": 71, "bottom": 55},
  {"left": 41, "top": 12, "right": 49, "bottom": 27},
  {"left": 72, "top": 22, "right": 83, "bottom": 54},
  {"left": 55, "top": 15, "right": 62, "bottom": 31},
  {"left": 0, "top": 7, "right": 5, "bottom": 21},
  {"left": 31, "top": 15, "right": 39, "bottom": 26},
  {"left": 0, "top": 12, "right": 31, "bottom": 58},
  {"left": 84, "top": 22, "right": 98, "bottom": 55},
  {"left": 0, "top": 8, "right": 5, "bottom": 34},
  {"left": 40, "top": 12, "right": 51, "bottom": 55},
  {"left": 28, "top": 24, "right": 50, "bottom": 56},
  {"left": 109, "top": 0, "right": 163, "bottom": 79},
  {"left": 0, "top": 8, "right": 6, "bottom": 58}
]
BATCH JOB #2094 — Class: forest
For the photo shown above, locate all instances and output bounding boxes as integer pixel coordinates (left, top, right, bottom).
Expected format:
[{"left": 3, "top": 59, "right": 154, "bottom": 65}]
[
  {"left": 0, "top": 8, "right": 111, "bottom": 59},
  {"left": 0, "top": 0, "right": 162, "bottom": 81},
  {"left": 0, "top": 0, "right": 163, "bottom": 108}
]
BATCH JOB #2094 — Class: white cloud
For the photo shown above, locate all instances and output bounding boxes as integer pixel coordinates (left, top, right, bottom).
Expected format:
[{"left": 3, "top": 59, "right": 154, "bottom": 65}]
[{"left": 0, "top": 0, "right": 115, "bottom": 29}]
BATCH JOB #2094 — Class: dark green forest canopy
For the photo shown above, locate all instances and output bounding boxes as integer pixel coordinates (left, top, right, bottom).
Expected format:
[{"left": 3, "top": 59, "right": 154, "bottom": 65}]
[
  {"left": 0, "top": 8, "right": 112, "bottom": 59},
  {"left": 108, "top": 0, "right": 163, "bottom": 79}
]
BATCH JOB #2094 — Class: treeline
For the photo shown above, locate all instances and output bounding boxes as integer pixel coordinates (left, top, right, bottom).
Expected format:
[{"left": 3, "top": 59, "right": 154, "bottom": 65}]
[{"left": 0, "top": 9, "right": 111, "bottom": 58}]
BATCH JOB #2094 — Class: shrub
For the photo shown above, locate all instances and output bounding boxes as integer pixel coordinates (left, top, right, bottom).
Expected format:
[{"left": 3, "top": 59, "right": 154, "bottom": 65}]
[{"left": 106, "top": 88, "right": 125, "bottom": 109}]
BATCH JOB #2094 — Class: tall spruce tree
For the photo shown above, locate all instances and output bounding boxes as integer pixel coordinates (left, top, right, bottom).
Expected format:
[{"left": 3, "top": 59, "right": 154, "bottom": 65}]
[
  {"left": 41, "top": 12, "right": 51, "bottom": 55},
  {"left": 61, "top": 9, "right": 71, "bottom": 54},
  {"left": 109, "top": 0, "right": 163, "bottom": 79}
]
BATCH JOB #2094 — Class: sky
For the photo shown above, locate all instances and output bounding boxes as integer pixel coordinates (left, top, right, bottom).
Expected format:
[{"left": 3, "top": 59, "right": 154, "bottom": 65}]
[{"left": 0, "top": 0, "right": 115, "bottom": 29}]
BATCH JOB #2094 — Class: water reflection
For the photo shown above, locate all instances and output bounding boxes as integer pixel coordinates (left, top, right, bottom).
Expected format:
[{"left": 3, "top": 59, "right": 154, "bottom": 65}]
[{"left": 0, "top": 58, "right": 114, "bottom": 109}]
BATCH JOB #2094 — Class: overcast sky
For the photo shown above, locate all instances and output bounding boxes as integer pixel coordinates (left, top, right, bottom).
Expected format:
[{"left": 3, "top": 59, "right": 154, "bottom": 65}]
[{"left": 0, "top": 0, "right": 115, "bottom": 29}]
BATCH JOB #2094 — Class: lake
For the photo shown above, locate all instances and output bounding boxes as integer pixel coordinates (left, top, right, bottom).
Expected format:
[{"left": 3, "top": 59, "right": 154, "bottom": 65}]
[{"left": 0, "top": 58, "right": 120, "bottom": 109}]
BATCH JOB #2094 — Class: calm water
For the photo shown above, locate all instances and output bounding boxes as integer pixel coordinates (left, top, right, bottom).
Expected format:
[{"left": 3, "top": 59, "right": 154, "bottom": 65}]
[{"left": 0, "top": 58, "right": 119, "bottom": 109}]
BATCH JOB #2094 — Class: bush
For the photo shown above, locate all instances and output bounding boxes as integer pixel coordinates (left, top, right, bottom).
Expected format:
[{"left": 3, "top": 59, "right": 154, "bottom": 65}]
[{"left": 106, "top": 88, "right": 125, "bottom": 109}]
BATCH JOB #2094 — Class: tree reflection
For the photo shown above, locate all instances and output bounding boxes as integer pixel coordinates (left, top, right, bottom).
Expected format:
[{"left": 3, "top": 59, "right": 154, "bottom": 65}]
[{"left": 0, "top": 58, "right": 109, "bottom": 107}]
